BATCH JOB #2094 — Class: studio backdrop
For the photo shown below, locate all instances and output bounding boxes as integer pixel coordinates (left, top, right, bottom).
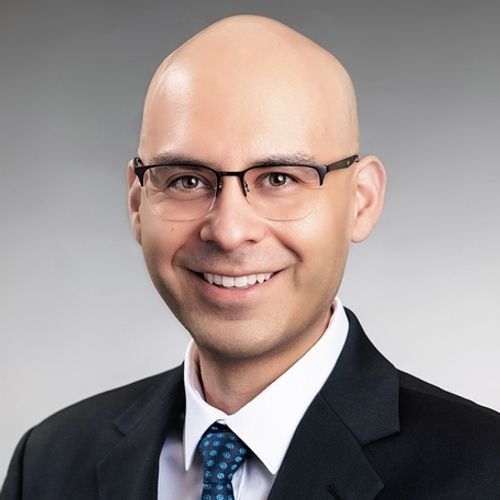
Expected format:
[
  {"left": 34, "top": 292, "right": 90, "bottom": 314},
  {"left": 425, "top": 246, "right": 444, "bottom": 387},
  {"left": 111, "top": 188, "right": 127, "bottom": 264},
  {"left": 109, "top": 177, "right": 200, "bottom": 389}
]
[{"left": 1, "top": 0, "right": 499, "bottom": 480}]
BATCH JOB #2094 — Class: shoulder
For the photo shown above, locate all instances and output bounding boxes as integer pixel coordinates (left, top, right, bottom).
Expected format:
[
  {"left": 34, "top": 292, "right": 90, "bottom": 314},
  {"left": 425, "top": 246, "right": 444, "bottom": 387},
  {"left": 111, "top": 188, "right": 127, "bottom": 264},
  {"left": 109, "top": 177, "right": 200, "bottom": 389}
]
[
  {"left": 24, "top": 365, "right": 183, "bottom": 458},
  {"left": 355, "top": 370, "right": 500, "bottom": 495},
  {"left": 398, "top": 369, "right": 500, "bottom": 422},
  {"left": 36, "top": 367, "right": 180, "bottom": 430},
  {"left": 1, "top": 367, "right": 184, "bottom": 498},
  {"left": 397, "top": 370, "right": 500, "bottom": 460}
]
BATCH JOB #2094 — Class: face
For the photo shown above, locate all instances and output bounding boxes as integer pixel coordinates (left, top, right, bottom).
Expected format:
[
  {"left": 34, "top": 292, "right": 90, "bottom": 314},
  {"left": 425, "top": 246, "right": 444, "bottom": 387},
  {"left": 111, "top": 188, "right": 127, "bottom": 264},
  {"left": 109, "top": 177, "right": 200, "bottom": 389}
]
[{"left": 129, "top": 56, "right": 382, "bottom": 369}]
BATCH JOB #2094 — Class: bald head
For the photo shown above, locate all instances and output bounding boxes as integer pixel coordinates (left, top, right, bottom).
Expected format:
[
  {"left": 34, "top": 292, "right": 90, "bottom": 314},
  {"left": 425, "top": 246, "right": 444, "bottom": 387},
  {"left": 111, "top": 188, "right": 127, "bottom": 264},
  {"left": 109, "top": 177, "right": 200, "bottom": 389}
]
[
  {"left": 139, "top": 15, "right": 359, "bottom": 166},
  {"left": 129, "top": 16, "right": 386, "bottom": 375}
]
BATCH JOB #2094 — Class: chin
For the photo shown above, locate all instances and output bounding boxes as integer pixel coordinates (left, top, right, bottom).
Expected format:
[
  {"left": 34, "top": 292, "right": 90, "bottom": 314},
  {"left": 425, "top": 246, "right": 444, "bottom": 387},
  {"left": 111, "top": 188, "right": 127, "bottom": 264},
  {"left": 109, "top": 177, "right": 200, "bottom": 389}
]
[{"left": 187, "top": 319, "right": 285, "bottom": 362}]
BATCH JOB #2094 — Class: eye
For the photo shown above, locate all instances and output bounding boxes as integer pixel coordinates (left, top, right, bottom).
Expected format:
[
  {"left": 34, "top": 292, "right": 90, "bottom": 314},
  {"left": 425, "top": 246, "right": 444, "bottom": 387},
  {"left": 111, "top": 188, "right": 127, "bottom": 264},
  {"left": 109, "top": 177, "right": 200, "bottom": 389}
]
[
  {"left": 174, "top": 175, "right": 204, "bottom": 190},
  {"left": 148, "top": 166, "right": 216, "bottom": 193},
  {"left": 266, "top": 172, "right": 290, "bottom": 187},
  {"left": 250, "top": 166, "right": 319, "bottom": 194},
  {"left": 258, "top": 171, "right": 299, "bottom": 189}
]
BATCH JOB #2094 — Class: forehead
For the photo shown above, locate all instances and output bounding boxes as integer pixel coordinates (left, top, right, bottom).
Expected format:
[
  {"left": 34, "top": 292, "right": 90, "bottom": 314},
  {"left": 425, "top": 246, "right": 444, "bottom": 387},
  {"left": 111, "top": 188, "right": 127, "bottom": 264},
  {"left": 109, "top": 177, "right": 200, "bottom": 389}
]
[{"left": 139, "top": 43, "right": 356, "bottom": 166}]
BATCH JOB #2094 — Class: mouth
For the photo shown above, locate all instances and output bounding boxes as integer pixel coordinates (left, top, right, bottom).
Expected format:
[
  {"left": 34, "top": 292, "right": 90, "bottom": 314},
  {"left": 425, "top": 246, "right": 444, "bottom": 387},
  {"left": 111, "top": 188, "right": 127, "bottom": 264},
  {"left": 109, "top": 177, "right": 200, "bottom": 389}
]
[{"left": 197, "top": 271, "right": 276, "bottom": 289}]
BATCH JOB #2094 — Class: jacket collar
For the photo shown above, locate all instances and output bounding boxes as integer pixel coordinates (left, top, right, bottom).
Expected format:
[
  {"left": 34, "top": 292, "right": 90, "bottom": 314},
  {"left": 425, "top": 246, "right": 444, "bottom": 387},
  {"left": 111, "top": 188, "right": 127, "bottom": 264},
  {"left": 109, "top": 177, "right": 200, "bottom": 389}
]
[{"left": 267, "top": 308, "right": 400, "bottom": 500}]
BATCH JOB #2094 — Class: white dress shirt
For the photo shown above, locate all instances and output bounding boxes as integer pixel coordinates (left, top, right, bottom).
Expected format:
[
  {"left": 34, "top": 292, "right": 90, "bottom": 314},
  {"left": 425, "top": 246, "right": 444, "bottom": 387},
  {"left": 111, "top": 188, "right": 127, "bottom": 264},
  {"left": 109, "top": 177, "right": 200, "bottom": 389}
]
[{"left": 158, "top": 297, "right": 349, "bottom": 499}]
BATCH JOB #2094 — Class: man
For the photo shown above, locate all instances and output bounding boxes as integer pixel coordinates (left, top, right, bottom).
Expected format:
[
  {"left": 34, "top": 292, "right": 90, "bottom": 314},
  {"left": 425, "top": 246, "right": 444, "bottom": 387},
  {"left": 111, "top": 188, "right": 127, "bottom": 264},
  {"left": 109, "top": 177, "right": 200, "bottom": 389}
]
[{"left": 2, "top": 14, "right": 500, "bottom": 500}]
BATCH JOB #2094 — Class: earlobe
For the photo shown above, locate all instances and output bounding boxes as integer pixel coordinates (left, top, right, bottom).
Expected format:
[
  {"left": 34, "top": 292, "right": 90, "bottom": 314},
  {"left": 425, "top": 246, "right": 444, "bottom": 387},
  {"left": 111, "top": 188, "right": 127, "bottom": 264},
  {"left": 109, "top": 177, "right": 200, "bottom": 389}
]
[
  {"left": 127, "top": 162, "right": 143, "bottom": 245},
  {"left": 351, "top": 155, "right": 386, "bottom": 243}
]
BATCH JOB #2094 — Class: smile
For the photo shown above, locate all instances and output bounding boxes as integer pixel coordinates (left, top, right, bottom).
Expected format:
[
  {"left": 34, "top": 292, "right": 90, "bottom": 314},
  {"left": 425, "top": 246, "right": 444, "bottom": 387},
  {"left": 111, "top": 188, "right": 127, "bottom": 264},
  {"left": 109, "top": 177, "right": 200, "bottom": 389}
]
[{"left": 202, "top": 272, "right": 274, "bottom": 288}]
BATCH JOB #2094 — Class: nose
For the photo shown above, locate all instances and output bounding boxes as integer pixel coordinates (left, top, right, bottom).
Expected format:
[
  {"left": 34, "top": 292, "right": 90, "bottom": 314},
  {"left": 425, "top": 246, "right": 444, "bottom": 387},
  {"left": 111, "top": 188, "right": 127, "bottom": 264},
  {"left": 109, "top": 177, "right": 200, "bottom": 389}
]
[{"left": 199, "top": 176, "right": 266, "bottom": 251}]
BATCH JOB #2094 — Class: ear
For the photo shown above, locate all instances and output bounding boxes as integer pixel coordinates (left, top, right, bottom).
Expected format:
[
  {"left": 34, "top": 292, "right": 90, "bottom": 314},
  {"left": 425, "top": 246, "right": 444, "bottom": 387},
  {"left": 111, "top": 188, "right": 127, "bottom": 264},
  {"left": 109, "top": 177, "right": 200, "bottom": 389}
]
[
  {"left": 351, "top": 154, "right": 387, "bottom": 243},
  {"left": 127, "top": 160, "right": 142, "bottom": 245}
]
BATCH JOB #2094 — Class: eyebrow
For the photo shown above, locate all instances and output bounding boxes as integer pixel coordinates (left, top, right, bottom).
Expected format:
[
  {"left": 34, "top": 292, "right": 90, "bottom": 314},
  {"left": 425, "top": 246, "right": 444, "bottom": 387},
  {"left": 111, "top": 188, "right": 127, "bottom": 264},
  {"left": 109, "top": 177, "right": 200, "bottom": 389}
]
[{"left": 146, "top": 151, "right": 321, "bottom": 169}]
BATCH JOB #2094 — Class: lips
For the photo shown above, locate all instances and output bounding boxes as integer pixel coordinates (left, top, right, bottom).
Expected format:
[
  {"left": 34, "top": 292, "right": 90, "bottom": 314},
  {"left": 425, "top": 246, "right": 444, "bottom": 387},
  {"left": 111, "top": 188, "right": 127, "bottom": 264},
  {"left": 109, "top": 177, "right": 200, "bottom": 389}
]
[{"left": 202, "top": 272, "right": 274, "bottom": 288}]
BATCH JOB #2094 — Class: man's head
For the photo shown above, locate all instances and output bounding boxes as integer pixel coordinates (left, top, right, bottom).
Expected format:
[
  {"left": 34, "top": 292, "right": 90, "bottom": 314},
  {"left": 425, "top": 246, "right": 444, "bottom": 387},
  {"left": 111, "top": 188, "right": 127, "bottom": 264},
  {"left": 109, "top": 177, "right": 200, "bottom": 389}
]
[{"left": 128, "top": 15, "right": 385, "bottom": 373}]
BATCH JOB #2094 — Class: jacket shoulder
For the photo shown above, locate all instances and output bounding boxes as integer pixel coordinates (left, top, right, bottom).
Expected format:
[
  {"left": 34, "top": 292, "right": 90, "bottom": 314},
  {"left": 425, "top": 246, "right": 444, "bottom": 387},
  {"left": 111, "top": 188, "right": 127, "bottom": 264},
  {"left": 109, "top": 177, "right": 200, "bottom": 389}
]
[
  {"left": 362, "top": 370, "right": 500, "bottom": 497},
  {"left": 398, "top": 369, "right": 500, "bottom": 420},
  {"left": 25, "top": 367, "right": 182, "bottom": 472},
  {"left": 397, "top": 370, "right": 500, "bottom": 462},
  {"left": 34, "top": 366, "right": 182, "bottom": 434},
  {"left": 1, "top": 367, "right": 184, "bottom": 499}
]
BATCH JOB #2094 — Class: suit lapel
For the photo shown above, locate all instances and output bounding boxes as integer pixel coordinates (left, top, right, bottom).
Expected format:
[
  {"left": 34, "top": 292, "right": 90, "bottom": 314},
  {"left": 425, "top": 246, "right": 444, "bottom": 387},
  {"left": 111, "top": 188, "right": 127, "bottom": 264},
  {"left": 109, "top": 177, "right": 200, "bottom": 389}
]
[
  {"left": 268, "top": 308, "right": 400, "bottom": 500},
  {"left": 96, "top": 366, "right": 185, "bottom": 500},
  {"left": 267, "top": 394, "right": 384, "bottom": 500}
]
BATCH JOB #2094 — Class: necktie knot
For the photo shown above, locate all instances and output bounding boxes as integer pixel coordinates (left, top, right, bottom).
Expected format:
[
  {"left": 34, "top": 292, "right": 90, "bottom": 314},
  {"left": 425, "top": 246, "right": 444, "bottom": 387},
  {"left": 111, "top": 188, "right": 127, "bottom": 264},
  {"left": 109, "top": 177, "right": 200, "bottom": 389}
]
[{"left": 197, "top": 423, "right": 249, "bottom": 500}]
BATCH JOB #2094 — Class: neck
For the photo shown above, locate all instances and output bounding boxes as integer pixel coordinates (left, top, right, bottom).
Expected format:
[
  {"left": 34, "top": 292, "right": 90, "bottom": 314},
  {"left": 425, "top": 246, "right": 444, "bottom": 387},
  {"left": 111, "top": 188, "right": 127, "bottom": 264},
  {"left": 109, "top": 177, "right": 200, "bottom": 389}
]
[
  {"left": 197, "top": 355, "right": 281, "bottom": 414},
  {"left": 194, "top": 311, "right": 332, "bottom": 415}
]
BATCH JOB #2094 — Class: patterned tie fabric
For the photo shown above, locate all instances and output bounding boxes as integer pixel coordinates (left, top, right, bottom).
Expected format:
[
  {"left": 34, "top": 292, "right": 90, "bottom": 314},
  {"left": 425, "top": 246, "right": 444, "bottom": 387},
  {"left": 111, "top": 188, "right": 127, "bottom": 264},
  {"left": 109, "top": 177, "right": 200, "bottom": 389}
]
[{"left": 197, "top": 423, "right": 249, "bottom": 500}]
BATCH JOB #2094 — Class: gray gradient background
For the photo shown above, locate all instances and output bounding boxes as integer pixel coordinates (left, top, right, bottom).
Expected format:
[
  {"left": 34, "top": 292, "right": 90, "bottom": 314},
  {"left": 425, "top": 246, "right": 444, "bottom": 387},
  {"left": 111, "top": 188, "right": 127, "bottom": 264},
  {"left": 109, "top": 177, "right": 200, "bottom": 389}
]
[{"left": 1, "top": 0, "right": 499, "bottom": 479}]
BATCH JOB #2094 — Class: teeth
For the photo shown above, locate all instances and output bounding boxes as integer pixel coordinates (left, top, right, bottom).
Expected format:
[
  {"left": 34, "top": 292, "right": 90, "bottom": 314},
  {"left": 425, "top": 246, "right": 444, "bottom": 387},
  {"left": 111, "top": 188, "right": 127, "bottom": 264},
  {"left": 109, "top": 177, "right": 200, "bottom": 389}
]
[
  {"left": 222, "top": 276, "right": 235, "bottom": 287},
  {"left": 202, "top": 272, "right": 273, "bottom": 288},
  {"left": 234, "top": 276, "right": 248, "bottom": 287}
]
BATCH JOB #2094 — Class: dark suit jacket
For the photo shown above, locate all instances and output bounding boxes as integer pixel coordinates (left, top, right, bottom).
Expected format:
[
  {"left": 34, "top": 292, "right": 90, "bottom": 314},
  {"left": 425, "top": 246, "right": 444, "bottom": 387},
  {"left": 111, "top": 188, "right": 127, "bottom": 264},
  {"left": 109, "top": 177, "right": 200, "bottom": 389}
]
[{"left": 2, "top": 309, "right": 500, "bottom": 499}]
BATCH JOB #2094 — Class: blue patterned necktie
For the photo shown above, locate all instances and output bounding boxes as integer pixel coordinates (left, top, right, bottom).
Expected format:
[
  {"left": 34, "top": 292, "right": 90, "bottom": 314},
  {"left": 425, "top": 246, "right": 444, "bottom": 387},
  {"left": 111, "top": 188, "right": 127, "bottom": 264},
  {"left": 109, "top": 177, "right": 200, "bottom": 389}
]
[{"left": 197, "top": 423, "right": 249, "bottom": 500}]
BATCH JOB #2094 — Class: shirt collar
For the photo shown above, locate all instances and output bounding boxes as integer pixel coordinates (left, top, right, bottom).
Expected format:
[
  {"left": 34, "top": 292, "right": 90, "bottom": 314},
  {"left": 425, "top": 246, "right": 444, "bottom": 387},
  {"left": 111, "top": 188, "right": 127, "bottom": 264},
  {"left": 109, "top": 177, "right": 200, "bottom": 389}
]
[{"left": 183, "top": 297, "right": 349, "bottom": 474}]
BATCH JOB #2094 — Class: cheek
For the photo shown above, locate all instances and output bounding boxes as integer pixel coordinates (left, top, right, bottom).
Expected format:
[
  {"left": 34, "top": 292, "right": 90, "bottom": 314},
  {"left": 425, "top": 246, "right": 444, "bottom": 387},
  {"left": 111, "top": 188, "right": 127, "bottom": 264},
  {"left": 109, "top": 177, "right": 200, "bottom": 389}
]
[
  {"left": 139, "top": 209, "right": 191, "bottom": 278},
  {"left": 276, "top": 194, "right": 353, "bottom": 287},
  {"left": 138, "top": 215, "right": 201, "bottom": 319}
]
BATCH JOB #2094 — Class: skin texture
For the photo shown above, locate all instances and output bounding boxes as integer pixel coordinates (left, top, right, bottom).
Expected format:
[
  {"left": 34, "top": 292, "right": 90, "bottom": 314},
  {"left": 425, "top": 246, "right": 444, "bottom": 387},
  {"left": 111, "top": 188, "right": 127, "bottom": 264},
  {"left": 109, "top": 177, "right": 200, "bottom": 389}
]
[{"left": 128, "top": 15, "right": 386, "bottom": 413}]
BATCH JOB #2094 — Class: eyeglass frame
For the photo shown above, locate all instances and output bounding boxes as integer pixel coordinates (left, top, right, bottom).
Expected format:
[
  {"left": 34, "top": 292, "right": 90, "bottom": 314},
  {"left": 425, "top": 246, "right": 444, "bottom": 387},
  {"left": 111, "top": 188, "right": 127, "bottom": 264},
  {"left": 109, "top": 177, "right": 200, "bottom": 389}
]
[{"left": 132, "top": 154, "right": 359, "bottom": 197}]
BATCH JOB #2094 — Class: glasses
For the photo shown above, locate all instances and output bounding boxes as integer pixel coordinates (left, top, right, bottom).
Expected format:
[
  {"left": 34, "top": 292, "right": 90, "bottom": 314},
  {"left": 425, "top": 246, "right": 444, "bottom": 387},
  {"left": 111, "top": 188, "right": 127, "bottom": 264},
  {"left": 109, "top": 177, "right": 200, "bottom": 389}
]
[{"left": 133, "top": 154, "right": 359, "bottom": 221}]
